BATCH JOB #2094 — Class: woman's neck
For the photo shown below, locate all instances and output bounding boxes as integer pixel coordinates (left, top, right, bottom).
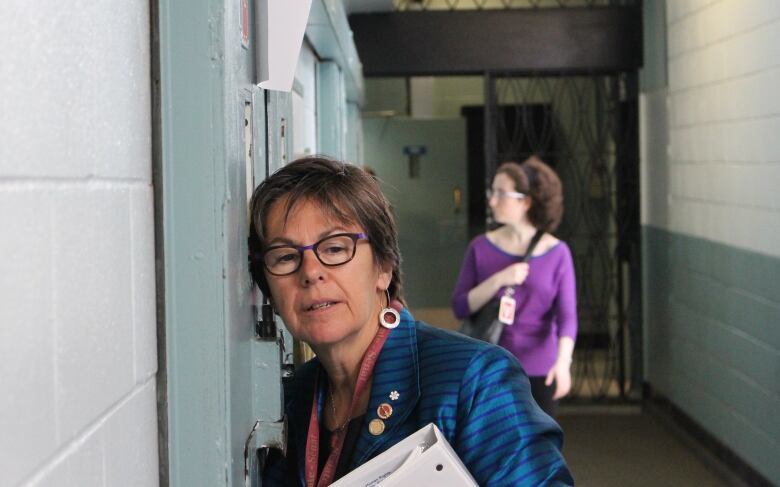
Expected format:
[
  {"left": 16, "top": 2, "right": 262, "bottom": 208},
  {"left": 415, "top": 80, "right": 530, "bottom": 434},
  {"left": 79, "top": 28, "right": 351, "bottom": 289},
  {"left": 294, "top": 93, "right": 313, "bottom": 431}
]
[
  {"left": 313, "top": 318, "right": 381, "bottom": 428},
  {"left": 503, "top": 220, "right": 538, "bottom": 244}
]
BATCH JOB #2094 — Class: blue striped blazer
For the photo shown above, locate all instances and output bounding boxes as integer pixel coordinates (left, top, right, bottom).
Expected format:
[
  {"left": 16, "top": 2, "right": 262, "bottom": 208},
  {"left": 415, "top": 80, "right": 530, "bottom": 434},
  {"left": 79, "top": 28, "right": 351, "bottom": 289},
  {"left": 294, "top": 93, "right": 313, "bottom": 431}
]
[{"left": 263, "top": 308, "right": 574, "bottom": 486}]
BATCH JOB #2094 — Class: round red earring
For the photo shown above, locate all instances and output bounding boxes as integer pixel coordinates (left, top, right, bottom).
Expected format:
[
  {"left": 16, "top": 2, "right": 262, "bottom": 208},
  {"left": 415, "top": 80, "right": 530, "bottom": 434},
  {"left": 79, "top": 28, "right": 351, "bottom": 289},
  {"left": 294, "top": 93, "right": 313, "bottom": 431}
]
[{"left": 379, "top": 289, "right": 399, "bottom": 329}]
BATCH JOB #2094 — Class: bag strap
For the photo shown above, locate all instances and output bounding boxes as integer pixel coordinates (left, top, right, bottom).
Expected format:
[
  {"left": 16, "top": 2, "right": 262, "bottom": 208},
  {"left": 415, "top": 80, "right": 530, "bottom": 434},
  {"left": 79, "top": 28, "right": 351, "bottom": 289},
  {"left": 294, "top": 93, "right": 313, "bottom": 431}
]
[
  {"left": 494, "top": 229, "right": 545, "bottom": 301},
  {"left": 519, "top": 229, "right": 545, "bottom": 263}
]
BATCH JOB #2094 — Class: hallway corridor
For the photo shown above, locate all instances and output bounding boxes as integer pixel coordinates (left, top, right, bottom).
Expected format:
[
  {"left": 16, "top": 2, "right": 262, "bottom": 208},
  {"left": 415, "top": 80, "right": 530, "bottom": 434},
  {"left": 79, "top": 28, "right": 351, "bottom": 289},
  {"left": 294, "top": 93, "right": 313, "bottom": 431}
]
[{"left": 559, "top": 407, "right": 742, "bottom": 487}]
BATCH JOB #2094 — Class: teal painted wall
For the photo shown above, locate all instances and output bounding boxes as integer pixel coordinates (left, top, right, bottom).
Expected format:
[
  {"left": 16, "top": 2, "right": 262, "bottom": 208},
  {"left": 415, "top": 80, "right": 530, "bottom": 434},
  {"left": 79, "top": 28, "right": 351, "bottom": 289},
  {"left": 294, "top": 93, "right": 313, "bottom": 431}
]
[
  {"left": 364, "top": 78, "right": 407, "bottom": 115},
  {"left": 643, "top": 225, "right": 780, "bottom": 484},
  {"left": 640, "top": 0, "right": 667, "bottom": 92},
  {"left": 363, "top": 118, "right": 468, "bottom": 309},
  {"left": 363, "top": 76, "right": 484, "bottom": 119}
]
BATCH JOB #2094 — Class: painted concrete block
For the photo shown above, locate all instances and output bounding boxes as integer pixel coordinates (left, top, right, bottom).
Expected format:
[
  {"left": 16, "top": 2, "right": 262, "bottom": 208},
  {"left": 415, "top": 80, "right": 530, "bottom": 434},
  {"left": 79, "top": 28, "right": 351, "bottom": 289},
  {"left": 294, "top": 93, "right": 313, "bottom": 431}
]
[
  {"left": 130, "top": 186, "right": 157, "bottom": 382},
  {"left": 668, "top": 15, "right": 695, "bottom": 58},
  {"left": 0, "top": 4, "right": 92, "bottom": 179},
  {"left": 722, "top": 27, "right": 751, "bottom": 80},
  {"left": 733, "top": 162, "right": 780, "bottom": 209},
  {"left": 686, "top": 50, "right": 709, "bottom": 90},
  {"left": 667, "top": 124, "right": 680, "bottom": 161},
  {"left": 697, "top": 84, "right": 718, "bottom": 124},
  {"left": 670, "top": 199, "right": 780, "bottom": 259},
  {"left": 754, "top": 116, "right": 780, "bottom": 165},
  {"left": 695, "top": 124, "right": 714, "bottom": 163},
  {"left": 728, "top": 70, "right": 780, "bottom": 120},
  {"left": 104, "top": 381, "right": 158, "bottom": 487},
  {"left": 698, "top": 0, "right": 730, "bottom": 45},
  {"left": 717, "top": 78, "right": 739, "bottom": 122},
  {"left": 710, "top": 235, "right": 780, "bottom": 302},
  {"left": 667, "top": 91, "right": 690, "bottom": 129},
  {"left": 89, "top": 0, "right": 151, "bottom": 181},
  {"left": 692, "top": 44, "right": 724, "bottom": 88},
  {"left": 30, "top": 426, "right": 105, "bottom": 487},
  {"left": 720, "top": 0, "right": 780, "bottom": 41},
  {"left": 732, "top": 206, "right": 780, "bottom": 258},
  {"left": 0, "top": 190, "right": 59, "bottom": 486},
  {"left": 718, "top": 365, "right": 780, "bottom": 442},
  {"left": 718, "top": 325, "right": 779, "bottom": 395},
  {"left": 723, "top": 289, "right": 780, "bottom": 351},
  {"left": 0, "top": 2, "right": 149, "bottom": 181},
  {"left": 666, "top": 22, "right": 684, "bottom": 59},
  {"left": 720, "top": 118, "right": 744, "bottom": 163},
  {"left": 670, "top": 160, "right": 780, "bottom": 209},
  {"left": 740, "top": 125, "right": 763, "bottom": 165},
  {"left": 53, "top": 186, "right": 135, "bottom": 441},
  {"left": 665, "top": 1, "right": 687, "bottom": 25},
  {"left": 639, "top": 90, "right": 671, "bottom": 228},
  {"left": 670, "top": 356, "right": 778, "bottom": 483}
]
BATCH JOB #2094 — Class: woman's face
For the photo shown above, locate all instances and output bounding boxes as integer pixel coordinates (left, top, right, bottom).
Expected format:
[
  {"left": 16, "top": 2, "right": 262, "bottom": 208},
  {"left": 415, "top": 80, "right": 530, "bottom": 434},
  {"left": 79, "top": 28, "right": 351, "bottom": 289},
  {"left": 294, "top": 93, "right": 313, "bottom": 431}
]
[
  {"left": 262, "top": 197, "right": 392, "bottom": 349},
  {"left": 489, "top": 173, "right": 529, "bottom": 225}
]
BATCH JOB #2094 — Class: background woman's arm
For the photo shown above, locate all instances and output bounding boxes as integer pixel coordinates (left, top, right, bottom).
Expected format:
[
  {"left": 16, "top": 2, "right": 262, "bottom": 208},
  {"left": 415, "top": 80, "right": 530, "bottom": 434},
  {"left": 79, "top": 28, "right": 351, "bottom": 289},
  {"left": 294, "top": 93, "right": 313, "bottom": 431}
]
[
  {"left": 452, "top": 237, "right": 531, "bottom": 317},
  {"left": 451, "top": 240, "right": 482, "bottom": 319},
  {"left": 467, "top": 262, "right": 529, "bottom": 312},
  {"left": 546, "top": 336, "right": 575, "bottom": 399},
  {"left": 545, "top": 244, "right": 578, "bottom": 399}
]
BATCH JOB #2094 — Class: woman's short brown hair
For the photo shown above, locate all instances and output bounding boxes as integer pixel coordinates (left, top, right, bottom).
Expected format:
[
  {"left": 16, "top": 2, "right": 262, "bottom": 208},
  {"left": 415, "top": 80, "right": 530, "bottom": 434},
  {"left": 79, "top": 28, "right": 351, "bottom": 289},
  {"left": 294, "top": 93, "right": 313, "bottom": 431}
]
[
  {"left": 496, "top": 155, "right": 563, "bottom": 232},
  {"left": 248, "top": 156, "right": 404, "bottom": 303}
]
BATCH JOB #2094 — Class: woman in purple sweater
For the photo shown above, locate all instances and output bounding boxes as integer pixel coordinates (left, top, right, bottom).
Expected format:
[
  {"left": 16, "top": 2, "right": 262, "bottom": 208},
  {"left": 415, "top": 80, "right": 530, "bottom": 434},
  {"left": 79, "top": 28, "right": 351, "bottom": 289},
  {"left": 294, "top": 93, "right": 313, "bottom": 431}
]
[{"left": 452, "top": 156, "right": 577, "bottom": 417}]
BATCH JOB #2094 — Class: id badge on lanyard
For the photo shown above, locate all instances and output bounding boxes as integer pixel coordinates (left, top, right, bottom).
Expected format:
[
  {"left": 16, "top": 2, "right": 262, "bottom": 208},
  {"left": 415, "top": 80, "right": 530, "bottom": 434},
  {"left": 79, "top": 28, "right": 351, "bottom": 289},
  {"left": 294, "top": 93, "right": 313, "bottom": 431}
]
[{"left": 498, "top": 287, "right": 516, "bottom": 325}]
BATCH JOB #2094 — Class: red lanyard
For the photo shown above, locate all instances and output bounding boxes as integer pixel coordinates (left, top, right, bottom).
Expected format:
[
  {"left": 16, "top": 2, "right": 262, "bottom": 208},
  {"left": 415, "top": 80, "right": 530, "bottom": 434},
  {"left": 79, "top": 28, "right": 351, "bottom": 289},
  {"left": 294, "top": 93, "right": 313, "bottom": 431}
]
[{"left": 304, "top": 326, "right": 390, "bottom": 487}]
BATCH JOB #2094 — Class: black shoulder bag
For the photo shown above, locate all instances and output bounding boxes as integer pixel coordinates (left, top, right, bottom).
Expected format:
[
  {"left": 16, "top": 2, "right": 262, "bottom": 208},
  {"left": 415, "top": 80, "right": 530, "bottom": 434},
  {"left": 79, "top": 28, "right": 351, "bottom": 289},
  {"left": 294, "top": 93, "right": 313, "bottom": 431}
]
[{"left": 459, "top": 230, "right": 544, "bottom": 344}]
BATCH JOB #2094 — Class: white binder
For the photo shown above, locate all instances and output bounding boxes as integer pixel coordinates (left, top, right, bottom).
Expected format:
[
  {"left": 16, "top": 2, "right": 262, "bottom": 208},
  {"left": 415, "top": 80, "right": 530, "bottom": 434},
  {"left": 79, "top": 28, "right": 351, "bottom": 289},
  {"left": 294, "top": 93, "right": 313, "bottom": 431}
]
[{"left": 331, "top": 423, "right": 478, "bottom": 487}]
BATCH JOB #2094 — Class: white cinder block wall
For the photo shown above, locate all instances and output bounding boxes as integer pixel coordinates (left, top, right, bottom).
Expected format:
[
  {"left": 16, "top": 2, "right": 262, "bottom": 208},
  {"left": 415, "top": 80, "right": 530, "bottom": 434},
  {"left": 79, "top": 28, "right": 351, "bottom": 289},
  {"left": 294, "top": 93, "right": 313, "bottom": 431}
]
[
  {"left": 645, "top": 0, "right": 780, "bottom": 251},
  {"left": 642, "top": 1, "right": 780, "bottom": 482},
  {"left": 0, "top": 2, "right": 158, "bottom": 486}
]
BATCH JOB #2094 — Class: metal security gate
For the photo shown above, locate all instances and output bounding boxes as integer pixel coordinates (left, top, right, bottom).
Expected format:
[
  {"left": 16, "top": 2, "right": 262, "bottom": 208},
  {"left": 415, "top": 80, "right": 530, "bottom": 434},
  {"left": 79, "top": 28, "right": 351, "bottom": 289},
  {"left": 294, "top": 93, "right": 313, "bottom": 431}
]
[
  {"left": 351, "top": 0, "right": 643, "bottom": 402},
  {"left": 484, "top": 72, "right": 641, "bottom": 401}
]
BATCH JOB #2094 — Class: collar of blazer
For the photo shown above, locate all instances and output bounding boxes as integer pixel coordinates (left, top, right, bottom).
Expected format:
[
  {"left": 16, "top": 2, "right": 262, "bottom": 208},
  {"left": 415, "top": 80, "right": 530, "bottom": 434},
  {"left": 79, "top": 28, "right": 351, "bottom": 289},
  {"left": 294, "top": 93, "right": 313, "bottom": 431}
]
[{"left": 290, "top": 307, "right": 422, "bottom": 481}]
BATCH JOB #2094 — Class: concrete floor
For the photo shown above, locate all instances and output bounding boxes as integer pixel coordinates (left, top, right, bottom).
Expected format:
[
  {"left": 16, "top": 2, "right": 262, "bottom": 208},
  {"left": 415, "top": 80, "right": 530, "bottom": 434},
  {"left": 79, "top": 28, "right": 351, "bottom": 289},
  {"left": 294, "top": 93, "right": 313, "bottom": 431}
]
[
  {"left": 558, "top": 407, "right": 736, "bottom": 487},
  {"left": 417, "top": 312, "right": 750, "bottom": 486}
]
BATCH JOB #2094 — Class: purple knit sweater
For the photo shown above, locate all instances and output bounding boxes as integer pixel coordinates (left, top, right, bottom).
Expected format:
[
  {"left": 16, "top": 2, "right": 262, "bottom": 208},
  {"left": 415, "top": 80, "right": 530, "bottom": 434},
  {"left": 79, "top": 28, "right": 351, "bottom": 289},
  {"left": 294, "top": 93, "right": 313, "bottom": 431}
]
[{"left": 451, "top": 235, "right": 578, "bottom": 376}]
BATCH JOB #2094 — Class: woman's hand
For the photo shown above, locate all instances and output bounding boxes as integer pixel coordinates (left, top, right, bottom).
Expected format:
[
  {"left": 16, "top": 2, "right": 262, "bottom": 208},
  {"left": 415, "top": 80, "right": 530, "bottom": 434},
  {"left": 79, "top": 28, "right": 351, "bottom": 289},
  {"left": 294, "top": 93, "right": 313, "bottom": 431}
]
[
  {"left": 545, "top": 357, "right": 572, "bottom": 400},
  {"left": 499, "top": 262, "right": 530, "bottom": 287},
  {"left": 466, "top": 263, "right": 528, "bottom": 315}
]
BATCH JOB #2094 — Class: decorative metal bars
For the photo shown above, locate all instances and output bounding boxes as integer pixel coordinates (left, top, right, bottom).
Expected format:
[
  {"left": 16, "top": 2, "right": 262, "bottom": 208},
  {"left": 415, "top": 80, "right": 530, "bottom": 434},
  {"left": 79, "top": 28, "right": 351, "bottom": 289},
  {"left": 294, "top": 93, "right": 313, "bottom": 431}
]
[
  {"left": 393, "top": 0, "right": 638, "bottom": 11},
  {"left": 484, "top": 73, "right": 641, "bottom": 401}
]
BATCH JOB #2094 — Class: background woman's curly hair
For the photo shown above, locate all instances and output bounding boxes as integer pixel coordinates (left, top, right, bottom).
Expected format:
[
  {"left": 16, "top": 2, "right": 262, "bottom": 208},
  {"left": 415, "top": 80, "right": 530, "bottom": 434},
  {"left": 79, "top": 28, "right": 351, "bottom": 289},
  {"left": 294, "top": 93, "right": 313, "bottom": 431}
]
[{"left": 496, "top": 155, "right": 564, "bottom": 233}]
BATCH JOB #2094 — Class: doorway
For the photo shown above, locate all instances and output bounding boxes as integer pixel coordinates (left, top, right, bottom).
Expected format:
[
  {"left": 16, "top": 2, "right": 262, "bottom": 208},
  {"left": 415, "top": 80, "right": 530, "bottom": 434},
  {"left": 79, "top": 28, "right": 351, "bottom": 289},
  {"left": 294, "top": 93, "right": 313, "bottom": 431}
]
[{"left": 481, "top": 73, "right": 642, "bottom": 400}]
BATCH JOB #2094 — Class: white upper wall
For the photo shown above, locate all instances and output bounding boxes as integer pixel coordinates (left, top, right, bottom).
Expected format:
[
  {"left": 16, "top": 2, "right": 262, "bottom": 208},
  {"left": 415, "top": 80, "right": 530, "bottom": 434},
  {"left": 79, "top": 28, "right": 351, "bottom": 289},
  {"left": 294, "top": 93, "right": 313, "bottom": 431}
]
[
  {"left": 0, "top": 1, "right": 158, "bottom": 486},
  {"left": 293, "top": 42, "right": 318, "bottom": 159},
  {"left": 642, "top": 0, "right": 780, "bottom": 258}
]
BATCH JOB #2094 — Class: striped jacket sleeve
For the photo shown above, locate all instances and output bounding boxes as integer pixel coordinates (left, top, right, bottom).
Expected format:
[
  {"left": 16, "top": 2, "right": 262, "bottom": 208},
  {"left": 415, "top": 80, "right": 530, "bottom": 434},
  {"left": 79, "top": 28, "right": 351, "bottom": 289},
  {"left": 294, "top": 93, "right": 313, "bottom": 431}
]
[{"left": 455, "top": 345, "right": 574, "bottom": 486}]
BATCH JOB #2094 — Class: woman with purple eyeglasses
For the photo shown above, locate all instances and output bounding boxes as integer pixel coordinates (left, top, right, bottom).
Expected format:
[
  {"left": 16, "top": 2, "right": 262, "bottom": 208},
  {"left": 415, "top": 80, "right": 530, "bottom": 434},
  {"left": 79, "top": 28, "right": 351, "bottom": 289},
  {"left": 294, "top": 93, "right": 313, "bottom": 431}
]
[{"left": 250, "top": 156, "right": 573, "bottom": 486}]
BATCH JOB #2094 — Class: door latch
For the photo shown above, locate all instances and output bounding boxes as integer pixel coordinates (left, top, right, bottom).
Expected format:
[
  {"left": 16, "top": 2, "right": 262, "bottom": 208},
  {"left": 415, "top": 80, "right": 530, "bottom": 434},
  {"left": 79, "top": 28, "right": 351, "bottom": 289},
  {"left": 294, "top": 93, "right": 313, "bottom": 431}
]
[
  {"left": 244, "top": 417, "right": 287, "bottom": 487},
  {"left": 256, "top": 302, "right": 276, "bottom": 339}
]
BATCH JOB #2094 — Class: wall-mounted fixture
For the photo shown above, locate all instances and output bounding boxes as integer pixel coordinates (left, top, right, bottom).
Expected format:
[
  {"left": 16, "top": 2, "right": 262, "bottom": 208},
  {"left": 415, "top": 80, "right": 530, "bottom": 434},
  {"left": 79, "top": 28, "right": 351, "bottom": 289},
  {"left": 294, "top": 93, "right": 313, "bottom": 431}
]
[
  {"left": 403, "top": 145, "right": 427, "bottom": 179},
  {"left": 453, "top": 185, "right": 462, "bottom": 214},
  {"left": 255, "top": 0, "right": 313, "bottom": 92}
]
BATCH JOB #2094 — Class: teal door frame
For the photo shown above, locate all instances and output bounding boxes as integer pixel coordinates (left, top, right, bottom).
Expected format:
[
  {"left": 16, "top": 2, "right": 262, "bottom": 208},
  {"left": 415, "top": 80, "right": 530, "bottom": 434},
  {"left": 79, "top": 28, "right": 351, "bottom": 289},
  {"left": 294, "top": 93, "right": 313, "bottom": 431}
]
[
  {"left": 158, "top": 0, "right": 271, "bottom": 484},
  {"left": 157, "top": 0, "right": 363, "bottom": 485}
]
